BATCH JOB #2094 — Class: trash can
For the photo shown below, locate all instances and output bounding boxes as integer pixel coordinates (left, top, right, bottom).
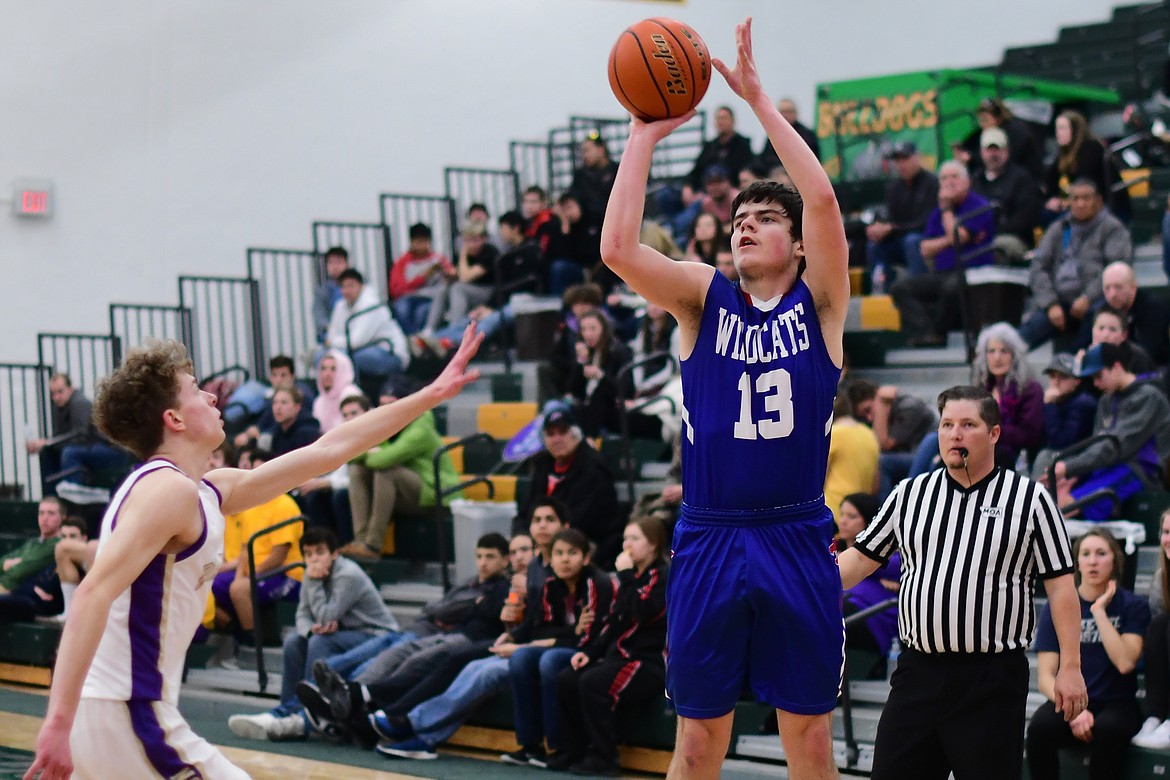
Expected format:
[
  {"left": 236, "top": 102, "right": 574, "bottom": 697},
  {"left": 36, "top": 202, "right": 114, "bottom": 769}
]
[
  {"left": 510, "top": 295, "right": 562, "bottom": 360},
  {"left": 450, "top": 499, "right": 518, "bottom": 583}
]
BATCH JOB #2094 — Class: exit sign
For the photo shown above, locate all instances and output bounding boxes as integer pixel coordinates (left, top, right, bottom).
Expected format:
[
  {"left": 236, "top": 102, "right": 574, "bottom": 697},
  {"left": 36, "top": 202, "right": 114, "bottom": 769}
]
[{"left": 12, "top": 180, "right": 53, "bottom": 218}]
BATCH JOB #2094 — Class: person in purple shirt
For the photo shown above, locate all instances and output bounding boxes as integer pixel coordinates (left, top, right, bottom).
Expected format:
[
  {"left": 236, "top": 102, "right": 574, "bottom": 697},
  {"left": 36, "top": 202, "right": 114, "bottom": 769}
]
[
  {"left": 891, "top": 161, "right": 996, "bottom": 347},
  {"left": 972, "top": 323, "right": 1045, "bottom": 469},
  {"left": 837, "top": 493, "right": 900, "bottom": 677}
]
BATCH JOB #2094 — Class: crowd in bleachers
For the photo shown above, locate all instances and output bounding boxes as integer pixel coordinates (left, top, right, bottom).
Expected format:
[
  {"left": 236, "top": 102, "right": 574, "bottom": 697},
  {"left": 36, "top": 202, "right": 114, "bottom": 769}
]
[{"left": 12, "top": 72, "right": 1170, "bottom": 777}]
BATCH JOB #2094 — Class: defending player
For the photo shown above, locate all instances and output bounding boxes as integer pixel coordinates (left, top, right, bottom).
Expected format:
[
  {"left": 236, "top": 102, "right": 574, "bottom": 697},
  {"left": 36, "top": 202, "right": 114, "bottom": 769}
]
[
  {"left": 600, "top": 20, "right": 849, "bottom": 780},
  {"left": 24, "top": 326, "right": 483, "bottom": 780}
]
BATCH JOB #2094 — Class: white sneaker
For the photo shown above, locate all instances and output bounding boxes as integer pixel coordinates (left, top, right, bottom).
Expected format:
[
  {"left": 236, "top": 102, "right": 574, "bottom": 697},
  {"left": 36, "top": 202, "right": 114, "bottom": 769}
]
[
  {"left": 228, "top": 712, "right": 277, "bottom": 740},
  {"left": 1134, "top": 718, "right": 1170, "bottom": 749},
  {"left": 1133, "top": 716, "right": 1162, "bottom": 745},
  {"left": 265, "top": 713, "right": 306, "bottom": 741}
]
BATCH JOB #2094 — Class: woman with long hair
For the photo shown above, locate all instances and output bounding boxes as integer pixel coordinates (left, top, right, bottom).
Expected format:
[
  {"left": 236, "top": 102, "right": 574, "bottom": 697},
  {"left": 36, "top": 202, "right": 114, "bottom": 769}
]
[
  {"left": 1027, "top": 529, "right": 1148, "bottom": 779},
  {"left": 972, "top": 321, "right": 1045, "bottom": 468},
  {"left": 1044, "top": 110, "right": 1130, "bottom": 220},
  {"left": 684, "top": 212, "right": 728, "bottom": 266},
  {"left": 567, "top": 308, "right": 634, "bottom": 436}
]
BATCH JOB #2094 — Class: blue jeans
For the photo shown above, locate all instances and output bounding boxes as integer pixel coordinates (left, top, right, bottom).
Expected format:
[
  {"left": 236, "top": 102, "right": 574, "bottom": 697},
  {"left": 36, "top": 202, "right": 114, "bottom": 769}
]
[
  {"left": 279, "top": 629, "right": 373, "bottom": 713},
  {"left": 434, "top": 304, "right": 514, "bottom": 344},
  {"left": 867, "top": 232, "right": 927, "bottom": 287},
  {"left": 393, "top": 297, "right": 433, "bottom": 335},
  {"left": 878, "top": 452, "right": 914, "bottom": 501},
  {"left": 548, "top": 259, "right": 586, "bottom": 297},
  {"left": 408, "top": 655, "right": 511, "bottom": 746},
  {"left": 509, "top": 645, "right": 576, "bottom": 751},
  {"left": 323, "top": 630, "right": 414, "bottom": 679},
  {"left": 350, "top": 345, "right": 403, "bottom": 381},
  {"left": 58, "top": 441, "right": 127, "bottom": 481}
]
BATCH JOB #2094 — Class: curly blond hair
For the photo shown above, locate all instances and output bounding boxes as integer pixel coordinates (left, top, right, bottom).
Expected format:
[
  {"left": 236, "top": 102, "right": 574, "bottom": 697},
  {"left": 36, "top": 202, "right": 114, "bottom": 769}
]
[{"left": 94, "top": 340, "right": 192, "bottom": 460}]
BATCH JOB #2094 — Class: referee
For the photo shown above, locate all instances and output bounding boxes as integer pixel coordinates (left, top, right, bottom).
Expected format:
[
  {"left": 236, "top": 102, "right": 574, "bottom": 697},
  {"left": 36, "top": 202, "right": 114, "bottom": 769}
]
[{"left": 838, "top": 385, "right": 1087, "bottom": 780}]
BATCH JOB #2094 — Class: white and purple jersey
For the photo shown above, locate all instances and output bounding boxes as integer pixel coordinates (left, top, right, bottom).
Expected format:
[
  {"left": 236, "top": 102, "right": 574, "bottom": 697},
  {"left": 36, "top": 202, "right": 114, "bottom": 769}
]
[
  {"left": 680, "top": 273, "right": 840, "bottom": 513},
  {"left": 82, "top": 459, "right": 224, "bottom": 705}
]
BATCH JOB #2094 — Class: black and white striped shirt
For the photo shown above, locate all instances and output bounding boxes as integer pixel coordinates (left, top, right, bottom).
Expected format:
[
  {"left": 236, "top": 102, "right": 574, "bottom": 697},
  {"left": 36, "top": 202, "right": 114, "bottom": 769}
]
[{"left": 854, "top": 467, "right": 1073, "bottom": 654}]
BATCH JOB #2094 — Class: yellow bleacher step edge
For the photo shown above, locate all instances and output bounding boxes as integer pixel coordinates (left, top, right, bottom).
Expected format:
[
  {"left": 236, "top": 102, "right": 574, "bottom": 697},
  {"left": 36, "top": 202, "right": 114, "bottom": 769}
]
[{"left": 860, "top": 294, "right": 901, "bottom": 331}]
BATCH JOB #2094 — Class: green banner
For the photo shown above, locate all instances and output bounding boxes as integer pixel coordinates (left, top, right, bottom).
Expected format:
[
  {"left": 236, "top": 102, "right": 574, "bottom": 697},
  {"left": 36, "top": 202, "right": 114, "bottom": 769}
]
[{"left": 815, "top": 69, "right": 1121, "bottom": 182}]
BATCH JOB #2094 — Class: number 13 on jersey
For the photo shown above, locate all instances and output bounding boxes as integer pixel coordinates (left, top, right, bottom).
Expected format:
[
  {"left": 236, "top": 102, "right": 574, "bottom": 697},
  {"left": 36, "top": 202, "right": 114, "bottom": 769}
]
[{"left": 734, "top": 369, "right": 794, "bottom": 440}]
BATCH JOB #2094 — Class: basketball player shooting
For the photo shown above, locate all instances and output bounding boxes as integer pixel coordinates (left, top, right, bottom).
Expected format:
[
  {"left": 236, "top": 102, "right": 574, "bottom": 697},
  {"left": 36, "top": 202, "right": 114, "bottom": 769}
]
[
  {"left": 24, "top": 325, "right": 483, "bottom": 780},
  {"left": 600, "top": 19, "right": 849, "bottom": 780}
]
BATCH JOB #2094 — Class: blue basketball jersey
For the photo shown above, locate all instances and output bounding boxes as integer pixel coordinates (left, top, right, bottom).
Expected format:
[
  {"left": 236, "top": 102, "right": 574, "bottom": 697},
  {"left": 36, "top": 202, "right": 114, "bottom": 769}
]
[{"left": 680, "top": 272, "right": 840, "bottom": 512}]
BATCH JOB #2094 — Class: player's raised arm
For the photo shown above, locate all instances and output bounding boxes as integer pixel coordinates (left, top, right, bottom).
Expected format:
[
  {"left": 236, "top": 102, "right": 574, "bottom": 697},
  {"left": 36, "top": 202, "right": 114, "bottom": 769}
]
[
  {"left": 714, "top": 18, "right": 850, "bottom": 362},
  {"left": 211, "top": 324, "right": 484, "bottom": 515},
  {"left": 599, "top": 114, "right": 714, "bottom": 328}
]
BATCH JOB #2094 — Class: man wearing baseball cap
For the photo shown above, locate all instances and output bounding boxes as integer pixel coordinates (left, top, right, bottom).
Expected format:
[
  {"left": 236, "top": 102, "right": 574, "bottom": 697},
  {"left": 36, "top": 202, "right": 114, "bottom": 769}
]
[
  {"left": 971, "top": 126, "right": 1042, "bottom": 265},
  {"left": 865, "top": 140, "right": 940, "bottom": 291},
  {"left": 1041, "top": 342, "right": 1170, "bottom": 519}
]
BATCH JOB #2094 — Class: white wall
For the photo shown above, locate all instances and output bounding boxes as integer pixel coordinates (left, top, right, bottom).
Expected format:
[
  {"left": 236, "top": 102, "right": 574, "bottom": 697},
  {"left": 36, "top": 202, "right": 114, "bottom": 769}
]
[{"left": 0, "top": 0, "right": 1124, "bottom": 362}]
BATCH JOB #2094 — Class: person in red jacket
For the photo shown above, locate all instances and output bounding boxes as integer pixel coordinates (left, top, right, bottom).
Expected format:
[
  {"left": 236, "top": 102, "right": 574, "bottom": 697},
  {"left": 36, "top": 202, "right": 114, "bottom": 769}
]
[
  {"left": 557, "top": 517, "right": 669, "bottom": 776},
  {"left": 390, "top": 223, "right": 455, "bottom": 335}
]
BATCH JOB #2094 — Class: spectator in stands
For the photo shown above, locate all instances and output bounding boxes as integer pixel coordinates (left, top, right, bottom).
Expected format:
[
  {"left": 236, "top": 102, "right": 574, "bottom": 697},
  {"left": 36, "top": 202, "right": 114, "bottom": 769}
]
[
  {"left": 714, "top": 242, "right": 740, "bottom": 282},
  {"left": 336, "top": 390, "right": 456, "bottom": 563},
  {"left": 503, "top": 527, "right": 614, "bottom": 769},
  {"left": 1027, "top": 529, "right": 1148, "bottom": 780},
  {"left": 557, "top": 517, "right": 669, "bottom": 776},
  {"left": 1020, "top": 179, "right": 1133, "bottom": 350},
  {"left": 848, "top": 379, "right": 937, "bottom": 498},
  {"left": 1135, "top": 508, "right": 1170, "bottom": 749},
  {"left": 683, "top": 105, "right": 754, "bottom": 203},
  {"left": 1039, "top": 342, "right": 1170, "bottom": 520},
  {"left": 268, "top": 386, "right": 321, "bottom": 458},
  {"left": 313, "top": 246, "right": 350, "bottom": 343},
  {"left": 229, "top": 527, "right": 399, "bottom": 741},
  {"left": 520, "top": 409, "right": 621, "bottom": 568},
  {"left": 684, "top": 212, "right": 728, "bottom": 266},
  {"left": 522, "top": 186, "right": 557, "bottom": 256},
  {"left": 326, "top": 268, "right": 410, "bottom": 389},
  {"left": 737, "top": 159, "right": 773, "bottom": 191},
  {"left": 52, "top": 515, "right": 96, "bottom": 623},
  {"left": 460, "top": 203, "right": 503, "bottom": 253},
  {"left": 630, "top": 303, "right": 679, "bottom": 400},
  {"left": 0, "top": 497, "right": 64, "bottom": 601},
  {"left": 824, "top": 389, "right": 880, "bottom": 524},
  {"left": 568, "top": 308, "right": 635, "bottom": 437},
  {"left": 545, "top": 192, "right": 602, "bottom": 296},
  {"left": 231, "top": 355, "right": 315, "bottom": 447},
  {"left": 210, "top": 445, "right": 302, "bottom": 648},
  {"left": 311, "top": 351, "right": 361, "bottom": 433},
  {"left": 865, "top": 141, "right": 939, "bottom": 291},
  {"left": 368, "top": 502, "right": 572, "bottom": 761},
  {"left": 1086, "top": 306, "right": 1158, "bottom": 379},
  {"left": 969, "top": 127, "right": 1042, "bottom": 265},
  {"left": 570, "top": 134, "right": 618, "bottom": 229},
  {"left": 296, "top": 410, "right": 355, "bottom": 549},
  {"left": 0, "top": 502, "right": 71, "bottom": 623},
  {"left": 447, "top": 222, "right": 499, "bottom": 326},
  {"left": 835, "top": 493, "right": 899, "bottom": 679},
  {"left": 390, "top": 223, "right": 456, "bottom": 336},
  {"left": 311, "top": 533, "right": 512, "bottom": 741},
  {"left": 629, "top": 436, "right": 682, "bottom": 535},
  {"left": 890, "top": 161, "right": 995, "bottom": 347},
  {"left": 538, "top": 282, "right": 606, "bottom": 405},
  {"left": 756, "top": 97, "right": 820, "bottom": 167},
  {"left": 961, "top": 97, "right": 1044, "bottom": 179},
  {"left": 973, "top": 322, "right": 1045, "bottom": 468},
  {"left": 1045, "top": 110, "right": 1130, "bottom": 222},
  {"left": 492, "top": 208, "right": 544, "bottom": 295},
  {"left": 26, "top": 374, "right": 127, "bottom": 496},
  {"left": 1085, "top": 261, "right": 1170, "bottom": 365},
  {"left": 1037, "top": 353, "right": 1098, "bottom": 462},
  {"left": 672, "top": 164, "right": 739, "bottom": 243}
]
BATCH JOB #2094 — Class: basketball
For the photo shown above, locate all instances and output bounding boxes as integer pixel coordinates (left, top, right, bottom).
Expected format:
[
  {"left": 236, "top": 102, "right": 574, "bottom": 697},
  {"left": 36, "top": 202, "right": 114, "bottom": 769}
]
[{"left": 608, "top": 18, "right": 711, "bottom": 122}]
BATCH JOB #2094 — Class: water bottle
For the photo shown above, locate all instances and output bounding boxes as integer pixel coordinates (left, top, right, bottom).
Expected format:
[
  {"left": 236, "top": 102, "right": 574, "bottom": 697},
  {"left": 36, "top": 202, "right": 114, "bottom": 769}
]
[
  {"left": 872, "top": 265, "right": 887, "bottom": 296},
  {"left": 886, "top": 638, "right": 902, "bottom": 683}
]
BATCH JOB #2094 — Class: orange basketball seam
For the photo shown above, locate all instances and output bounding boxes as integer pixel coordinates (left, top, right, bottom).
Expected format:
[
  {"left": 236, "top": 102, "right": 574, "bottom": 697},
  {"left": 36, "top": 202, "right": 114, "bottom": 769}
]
[
  {"left": 611, "top": 32, "right": 648, "bottom": 120},
  {"left": 627, "top": 27, "right": 672, "bottom": 119}
]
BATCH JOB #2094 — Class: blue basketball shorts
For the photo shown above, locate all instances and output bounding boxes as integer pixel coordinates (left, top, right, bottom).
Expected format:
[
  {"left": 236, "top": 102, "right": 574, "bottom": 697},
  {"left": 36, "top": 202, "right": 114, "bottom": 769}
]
[{"left": 665, "top": 500, "right": 844, "bottom": 718}]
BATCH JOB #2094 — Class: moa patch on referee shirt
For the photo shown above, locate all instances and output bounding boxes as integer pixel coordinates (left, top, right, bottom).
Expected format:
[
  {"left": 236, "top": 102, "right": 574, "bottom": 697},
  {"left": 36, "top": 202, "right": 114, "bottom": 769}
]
[{"left": 980, "top": 506, "right": 1004, "bottom": 520}]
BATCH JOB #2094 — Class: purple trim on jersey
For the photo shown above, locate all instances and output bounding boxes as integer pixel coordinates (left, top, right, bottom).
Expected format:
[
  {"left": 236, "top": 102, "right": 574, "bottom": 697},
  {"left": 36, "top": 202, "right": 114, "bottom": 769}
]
[
  {"left": 202, "top": 478, "right": 223, "bottom": 507},
  {"left": 175, "top": 502, "right": 208, "bottom": 562},
  {"left": 129, "top": 555, "right": 167, "bottom": 700},
  {"left": 125, "top": 699, "right": 203, "bottom": 778},
  {"left": 111, "top": 462, "right": 180, "bottom": 531}
]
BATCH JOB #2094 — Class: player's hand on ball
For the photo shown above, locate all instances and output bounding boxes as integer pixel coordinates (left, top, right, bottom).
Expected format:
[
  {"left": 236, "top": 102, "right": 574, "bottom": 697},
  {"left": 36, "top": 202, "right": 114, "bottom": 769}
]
[{"left": 630, "top": 111, "right": 695, "bottom": 143}]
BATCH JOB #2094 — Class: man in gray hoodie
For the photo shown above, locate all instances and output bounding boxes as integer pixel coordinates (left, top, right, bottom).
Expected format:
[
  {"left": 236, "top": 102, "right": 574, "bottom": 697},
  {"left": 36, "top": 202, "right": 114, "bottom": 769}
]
[
  {"left": 228, "top": 526, "right": 398, "bottom": 741},
  {"left": 1043, "top": 342, "right": 1170, "bottom": 519}
]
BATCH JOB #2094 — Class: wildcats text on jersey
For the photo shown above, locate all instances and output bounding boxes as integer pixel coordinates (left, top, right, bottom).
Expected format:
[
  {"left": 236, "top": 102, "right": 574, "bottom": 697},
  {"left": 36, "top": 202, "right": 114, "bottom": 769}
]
[{"left": 714, "top": 303, "right": 811, "bottom": 364}]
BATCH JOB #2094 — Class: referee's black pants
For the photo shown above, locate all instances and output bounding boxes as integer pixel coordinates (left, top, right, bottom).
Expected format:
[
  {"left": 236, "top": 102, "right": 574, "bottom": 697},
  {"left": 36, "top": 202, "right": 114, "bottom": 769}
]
[
  {"left": 870, "top": 647, "right": 1029, "bottom": 780},
  {"left": 1026, "top": 698, "right": 1143, "bottom": 780}
]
